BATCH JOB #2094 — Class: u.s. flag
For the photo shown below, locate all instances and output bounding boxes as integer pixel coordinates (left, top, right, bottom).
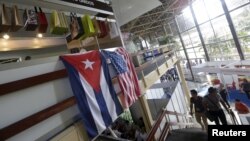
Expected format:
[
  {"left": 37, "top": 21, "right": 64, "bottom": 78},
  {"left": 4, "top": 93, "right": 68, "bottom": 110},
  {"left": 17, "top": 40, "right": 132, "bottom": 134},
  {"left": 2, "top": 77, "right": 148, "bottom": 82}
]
[
  {"left": 60, "top": 51, "right": 123, "bottom": 139},
  {"left": 103, "top": 47, "right": 141, "bottom": 108}
]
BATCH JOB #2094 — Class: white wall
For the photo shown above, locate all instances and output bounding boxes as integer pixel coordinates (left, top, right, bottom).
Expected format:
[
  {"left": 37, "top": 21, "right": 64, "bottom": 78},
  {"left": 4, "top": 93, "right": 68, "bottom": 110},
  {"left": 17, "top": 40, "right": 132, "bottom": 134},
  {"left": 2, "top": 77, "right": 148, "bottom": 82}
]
[
  {"left": 0, "top": 46, "right": 68, "bottom": 61},
  {"left": 222, "top": 74, "right": 240, "bottom": 89},
  {"left": 165, "top": 82, "right": 188, "bottom": 129},
  {"left": 0, "top": 57, "right": 80, "bottom": 141}
]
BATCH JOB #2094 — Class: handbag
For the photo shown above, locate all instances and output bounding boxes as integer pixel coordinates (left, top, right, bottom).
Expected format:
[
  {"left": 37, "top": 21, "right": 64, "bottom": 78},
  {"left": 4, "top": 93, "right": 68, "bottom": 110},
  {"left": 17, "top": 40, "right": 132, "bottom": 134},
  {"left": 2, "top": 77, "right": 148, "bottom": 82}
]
[
  {"left": 108, "top": 22, "right": 119, "bottom": 39},
  {"left": 70, "top": 12, "right": 79, "bottom": 39},
  {"left": 23, "top": 8, "right": 38, "bottom": 31},
  {"left": 75, "top": 15, "right": 85, "bottom": 39},
  {"left": 35, "top": 7, "right": 48, "bottom": 33},
  {"left": 97, "top": 20, "right": 108, "bottom": 38},
  {"left": 92, "top": 17, "right": 101, "bottom": 36},
  {"left": 50, "top": 10, "right": 68, "bottom": 35},
  {"left": 0, "top": 4, "right": 11, "bottom": 32},
  {"left": 69, "top": 13, "right": 85, "bottom": 40},
  {"left": 11, "top": 5, "right": 23, "bottom": 32},
  {"left": 78, "top": 15, "right": 95, "bottom": 40}
]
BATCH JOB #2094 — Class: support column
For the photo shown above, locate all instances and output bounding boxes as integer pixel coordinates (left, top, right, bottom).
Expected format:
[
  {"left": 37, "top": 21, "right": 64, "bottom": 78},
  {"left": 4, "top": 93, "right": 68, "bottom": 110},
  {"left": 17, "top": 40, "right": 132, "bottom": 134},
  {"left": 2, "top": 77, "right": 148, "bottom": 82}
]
[
  {"left": 163, "top": 24, "right": 168, "bottom": 36},
  {"left": 220, "top": 0, "right": 245, "bottom": 60},
  {"left": 189, "top": 5, "right": 210, "bottom": 61},
  {"left": 174, "top": 17, "right": 195, "bottom": 80},
  {"left": 139, "top": 95, "right": 153, "bottom": 132},
  {"left": 176, "top": 60, "right": 191, "bottom": 105}
]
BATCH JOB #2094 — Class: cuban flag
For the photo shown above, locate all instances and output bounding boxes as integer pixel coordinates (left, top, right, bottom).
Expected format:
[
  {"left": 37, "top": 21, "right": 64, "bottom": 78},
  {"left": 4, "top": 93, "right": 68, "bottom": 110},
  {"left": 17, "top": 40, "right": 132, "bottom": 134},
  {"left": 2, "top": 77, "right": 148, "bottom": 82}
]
[{"left": 60, "top": 51, "right": 123, "bottom": 139}]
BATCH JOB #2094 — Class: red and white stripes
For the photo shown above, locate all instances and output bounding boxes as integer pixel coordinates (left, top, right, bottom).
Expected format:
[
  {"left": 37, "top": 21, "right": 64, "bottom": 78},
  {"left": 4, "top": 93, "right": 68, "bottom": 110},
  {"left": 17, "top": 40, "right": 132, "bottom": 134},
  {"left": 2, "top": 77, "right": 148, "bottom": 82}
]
[{"left": 116, "top": 48, "right": 141, "bottom": 108}]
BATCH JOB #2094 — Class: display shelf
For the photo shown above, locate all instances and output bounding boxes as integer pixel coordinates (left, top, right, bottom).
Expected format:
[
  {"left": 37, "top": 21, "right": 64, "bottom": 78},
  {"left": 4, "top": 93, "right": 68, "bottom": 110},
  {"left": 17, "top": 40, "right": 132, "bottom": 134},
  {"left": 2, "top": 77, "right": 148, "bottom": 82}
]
[
  {"left": 0, "top": 0, "right": 113, "bottom": 16},
  {"left": 0, "top": 0, "right": 120, "bottom": 52},
  {"left": 67, "top": 35, "right": 122, "bottom": 51}
]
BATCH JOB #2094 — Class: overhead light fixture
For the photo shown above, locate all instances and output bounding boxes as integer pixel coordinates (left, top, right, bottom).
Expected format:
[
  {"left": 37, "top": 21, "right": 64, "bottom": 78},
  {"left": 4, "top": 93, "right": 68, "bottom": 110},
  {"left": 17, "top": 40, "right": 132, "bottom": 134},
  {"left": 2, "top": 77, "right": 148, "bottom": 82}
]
[
  {"left": 3, "top": 34, "right": 9, "bottom": 40},
  {"left": 37, "top": 33, "right": 43, "bottom": 38}
]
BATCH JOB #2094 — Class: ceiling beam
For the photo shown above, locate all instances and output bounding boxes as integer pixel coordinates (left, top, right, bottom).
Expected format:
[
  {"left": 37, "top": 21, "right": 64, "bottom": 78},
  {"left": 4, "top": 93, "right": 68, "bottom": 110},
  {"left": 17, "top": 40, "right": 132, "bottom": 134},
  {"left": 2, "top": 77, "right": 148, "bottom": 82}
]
[
  {"left": 121, "top": 16, "right": 173, "bottom": 32},
  {"left": 144, "top": 0, "right": 178, "bottom": 30},
  {"left": 136, "top": 0, "right": 189, "bottom": 36}
]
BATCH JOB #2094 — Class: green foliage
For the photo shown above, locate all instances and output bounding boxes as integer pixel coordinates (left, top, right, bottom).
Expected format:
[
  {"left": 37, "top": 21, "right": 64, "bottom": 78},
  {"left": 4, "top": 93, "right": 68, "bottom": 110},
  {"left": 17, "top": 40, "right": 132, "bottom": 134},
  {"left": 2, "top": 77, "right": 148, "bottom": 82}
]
[
  {"left": 158, "top": 35, "right": 176, "bottom": 45},
  {"left": 119, "top": 109, "right": 133, "bottom": 123}
]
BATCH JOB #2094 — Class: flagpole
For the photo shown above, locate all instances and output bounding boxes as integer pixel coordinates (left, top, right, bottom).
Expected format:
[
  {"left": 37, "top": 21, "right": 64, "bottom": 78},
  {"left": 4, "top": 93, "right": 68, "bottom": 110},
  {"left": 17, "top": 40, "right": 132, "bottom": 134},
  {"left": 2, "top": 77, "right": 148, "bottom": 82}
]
[
  {"left": 108, "top": 126, "right": 118, "bottom": 138},
  {"left": 95, "top": 36, "right": 101, "bottom": 51}
]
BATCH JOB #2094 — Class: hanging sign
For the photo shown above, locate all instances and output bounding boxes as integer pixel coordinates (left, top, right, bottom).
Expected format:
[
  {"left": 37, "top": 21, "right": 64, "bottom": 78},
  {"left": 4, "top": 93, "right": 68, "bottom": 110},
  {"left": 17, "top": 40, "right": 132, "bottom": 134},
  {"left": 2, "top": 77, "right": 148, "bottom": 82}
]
[{"left": 60, "top": 0, "right": 113, "bottom": 13}]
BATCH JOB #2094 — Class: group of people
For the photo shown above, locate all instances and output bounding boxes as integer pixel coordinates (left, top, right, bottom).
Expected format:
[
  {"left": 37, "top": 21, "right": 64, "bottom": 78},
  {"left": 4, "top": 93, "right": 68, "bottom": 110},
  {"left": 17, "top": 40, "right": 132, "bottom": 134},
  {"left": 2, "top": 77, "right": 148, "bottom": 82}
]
[
  {"left": 160, "top": 68, "right": 179, "bottom": 82},
  {"left": 190, "top": 84, "right": 249, "bottom": 131}
]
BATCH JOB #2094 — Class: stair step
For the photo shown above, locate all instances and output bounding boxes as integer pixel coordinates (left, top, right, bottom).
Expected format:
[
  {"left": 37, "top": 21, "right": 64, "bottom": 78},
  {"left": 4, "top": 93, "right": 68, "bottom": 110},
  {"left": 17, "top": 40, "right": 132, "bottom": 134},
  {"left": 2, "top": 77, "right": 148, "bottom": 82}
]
[{"left": 166, "top": 128, "right": 208, "bottom": 141}]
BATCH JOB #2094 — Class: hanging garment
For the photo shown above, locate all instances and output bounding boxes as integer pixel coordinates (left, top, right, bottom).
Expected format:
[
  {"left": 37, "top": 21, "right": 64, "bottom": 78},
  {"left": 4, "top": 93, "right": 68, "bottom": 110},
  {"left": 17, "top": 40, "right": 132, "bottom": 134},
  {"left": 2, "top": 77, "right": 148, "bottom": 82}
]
[
  {"left": 103, "top": 47, "right": 141, "bottom": 108},
  {"left": 69, "top": 13, "right": 85, "bottom": 40},
  {"left": 79, "top": 15, "right": 95, "bottom": 40},
  {"left": 35, "top": 7, "right": 48, "bottom": 33},
  {"left": 92, "top": 17, "right": 101, "bottom": 36},
  {"left": 23, "top": 8, "right": 38, "bottom": 31},
  {"left": 97, "top": 20, "right": 108, "bottom": 38},
  {"left": 50, "top": 10, "right": 68, "bottom": 35},
  {"left": 108, "top": 22, "right": 119, "bottom": 39},
  {"left": 61, "top": 51, "right": 123, "bottom": 139},
  {"left": 70, "top": 13, "right": 80, "bottom": 39}
]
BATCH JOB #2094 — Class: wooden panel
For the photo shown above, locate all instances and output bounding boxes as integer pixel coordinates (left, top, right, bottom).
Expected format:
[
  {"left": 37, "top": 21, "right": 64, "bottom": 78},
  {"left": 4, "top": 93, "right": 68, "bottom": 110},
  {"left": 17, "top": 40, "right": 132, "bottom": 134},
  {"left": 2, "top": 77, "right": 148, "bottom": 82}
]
[
  {"left": 83, "top": 36, "right": 122, "bottom": 50},
  {"left": 138, "top": 80, "right": 146, "bottom": 94},
  {"left": 144, "top": 70, "right": 159, "bottom": 89},
  {"left": 135, "top": 53, "right": 166, "bottom": 73},
  {"left": 0, "top": 97, "right": 76, "bottom": 140},
  {"left": 50, "top": 126, "right": 81, "bottom": 141},
  {"left": 166, "top": 110, "right": 187, "bottom": 116},
  {"left": 135, "top": 60, "right": 155, "bottom": 72},
  {"left": 0, "top": 69, "right": 67, "bottom": 96},
  {"left": 158, "top": 63, "right": 168, "bottom": 75},
  {"left": 169, "top": 122, "right": 194, "bottom": 126},
  {"left": 167, "top": 59, "right": 173, "bottom": 67}
]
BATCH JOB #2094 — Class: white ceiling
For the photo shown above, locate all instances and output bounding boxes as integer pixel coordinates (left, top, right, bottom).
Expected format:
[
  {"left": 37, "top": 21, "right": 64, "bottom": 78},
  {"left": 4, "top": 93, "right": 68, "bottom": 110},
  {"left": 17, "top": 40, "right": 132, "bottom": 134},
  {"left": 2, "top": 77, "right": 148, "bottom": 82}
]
[{"left": 112, "top": 0, "right": 161, "bottom": 26}]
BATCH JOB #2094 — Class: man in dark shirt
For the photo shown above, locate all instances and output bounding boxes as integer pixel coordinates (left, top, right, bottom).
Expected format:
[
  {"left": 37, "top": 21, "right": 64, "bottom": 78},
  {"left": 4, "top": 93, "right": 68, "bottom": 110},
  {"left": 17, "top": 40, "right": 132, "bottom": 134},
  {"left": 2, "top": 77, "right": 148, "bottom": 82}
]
[
  {"left": 241, "top": 79, "right": 250, "bottom": 99},
  {"left": 203, "top": 87, "right": 230, "bottom": 125},
  {"left": 219, "top": 84, "right": 230, "bottom": 108},
  {"left": 190, "top": 90, "right": 208, "bottom": 131}
]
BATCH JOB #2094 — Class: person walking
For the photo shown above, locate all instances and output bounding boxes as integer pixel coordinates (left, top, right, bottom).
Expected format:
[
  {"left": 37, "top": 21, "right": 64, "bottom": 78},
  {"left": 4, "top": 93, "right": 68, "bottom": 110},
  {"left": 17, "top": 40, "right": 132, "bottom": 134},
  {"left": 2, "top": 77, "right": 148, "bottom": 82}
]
[
  {"left": 219, "top": 84, "right": 230, "bottom": 108},
  {"left": 203, "top": 87, "right": 230, "bottom": 125},
  {"left": 241, "top": 79, "right": 250, "bottom": 99},
  {"left": 190, "top": 90, "right": 208, "bottom": 131}
]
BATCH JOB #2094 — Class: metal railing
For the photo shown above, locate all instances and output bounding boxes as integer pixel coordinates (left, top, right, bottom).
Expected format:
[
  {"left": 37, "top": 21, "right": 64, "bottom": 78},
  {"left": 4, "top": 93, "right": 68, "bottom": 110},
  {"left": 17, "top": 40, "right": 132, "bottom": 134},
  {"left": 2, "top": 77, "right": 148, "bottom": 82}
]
[{"left": 146, "top": 108, "right": 194, "bottom": 141}]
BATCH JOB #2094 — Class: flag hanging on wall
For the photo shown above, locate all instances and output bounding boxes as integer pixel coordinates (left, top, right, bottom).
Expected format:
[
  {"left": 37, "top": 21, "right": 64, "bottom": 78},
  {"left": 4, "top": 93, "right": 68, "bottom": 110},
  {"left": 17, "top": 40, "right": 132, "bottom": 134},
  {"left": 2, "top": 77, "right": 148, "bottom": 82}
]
[
  {"left": 60, "top": 51, "right": 123, "bottom": 139},
  {"left": 103, "top": 47, "right": 141, "bottom": 108}
]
